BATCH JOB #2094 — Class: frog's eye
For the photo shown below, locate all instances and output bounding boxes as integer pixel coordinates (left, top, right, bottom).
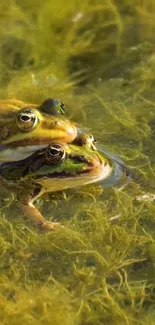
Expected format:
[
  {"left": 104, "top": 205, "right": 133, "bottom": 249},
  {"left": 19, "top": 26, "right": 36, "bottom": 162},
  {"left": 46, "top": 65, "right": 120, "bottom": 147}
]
[
  {"left": 16, "top": 108, "right": 39, "bottom": 132},
  {"left": 39, "top": 98, "right": 65, "bottom": 116},
  {"left": 73, "top": 133, "right": 97, "bottom": 149},
  {"left": 46, "top": 144, "right": 65, "bottom": 163}
]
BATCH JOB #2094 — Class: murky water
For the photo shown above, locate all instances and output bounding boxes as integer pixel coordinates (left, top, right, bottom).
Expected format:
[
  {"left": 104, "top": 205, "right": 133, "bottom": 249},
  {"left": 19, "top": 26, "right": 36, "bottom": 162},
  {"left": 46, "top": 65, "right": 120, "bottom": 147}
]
[{"left": 0, "top": 1, "right": 155, "bottom": 324}]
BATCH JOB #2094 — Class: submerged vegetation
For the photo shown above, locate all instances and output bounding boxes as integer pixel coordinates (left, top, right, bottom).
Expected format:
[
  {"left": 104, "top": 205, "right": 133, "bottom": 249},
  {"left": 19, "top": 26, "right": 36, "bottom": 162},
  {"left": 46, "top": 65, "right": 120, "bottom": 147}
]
[{"left": 1, "top": 0, "right": 155, "bottom": 324}]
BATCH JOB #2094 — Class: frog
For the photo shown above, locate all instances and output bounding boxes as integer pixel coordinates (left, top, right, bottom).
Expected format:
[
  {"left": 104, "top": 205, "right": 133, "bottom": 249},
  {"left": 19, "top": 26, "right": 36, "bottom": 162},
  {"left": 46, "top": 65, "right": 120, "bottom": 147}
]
[
  {"left": 0, "top": 133, "right": 129, "bottom": 231},
  {"left": 0, "top": 98, "right": 77, "bottom": 163}
]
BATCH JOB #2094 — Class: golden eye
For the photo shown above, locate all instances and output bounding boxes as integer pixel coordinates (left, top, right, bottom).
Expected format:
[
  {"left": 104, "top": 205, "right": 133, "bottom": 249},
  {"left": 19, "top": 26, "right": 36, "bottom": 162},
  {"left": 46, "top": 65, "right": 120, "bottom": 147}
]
[
  {"left": 16, "top": 108, "right": 39, "bottom": 132},
  {"left": 46, "top": 144, "right": 65, "bottom": 163}
]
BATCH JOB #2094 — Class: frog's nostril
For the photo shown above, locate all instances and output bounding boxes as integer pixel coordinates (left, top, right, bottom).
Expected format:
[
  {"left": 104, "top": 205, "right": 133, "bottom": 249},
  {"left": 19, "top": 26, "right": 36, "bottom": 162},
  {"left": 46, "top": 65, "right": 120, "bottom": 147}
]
[
  {"left": 69, "top": 154, "right": 93, "bottom": 166},
  {"left": 52, "top": 121, "right": 60, "bottom": 126}
]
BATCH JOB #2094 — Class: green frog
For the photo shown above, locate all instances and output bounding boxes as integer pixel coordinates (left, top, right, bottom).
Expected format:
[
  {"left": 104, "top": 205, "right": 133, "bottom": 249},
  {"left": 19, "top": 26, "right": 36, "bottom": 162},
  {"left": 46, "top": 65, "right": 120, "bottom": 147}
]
[
  {"left": 0, "top": 134, "right": 129, "bottom": 231},
  {"left": 0, "top": 98, "right": 77, "bottom": 163}
]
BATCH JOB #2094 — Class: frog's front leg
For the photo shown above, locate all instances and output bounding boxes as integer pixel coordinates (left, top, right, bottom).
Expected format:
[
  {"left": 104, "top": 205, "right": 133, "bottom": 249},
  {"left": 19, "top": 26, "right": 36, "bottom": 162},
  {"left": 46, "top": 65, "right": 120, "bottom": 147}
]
[
  {"left": 0, "top": 176, "right": 61, "bottom": 231},
  {"left": 17, "top": 188, "right": 61, "bottom": 231}
]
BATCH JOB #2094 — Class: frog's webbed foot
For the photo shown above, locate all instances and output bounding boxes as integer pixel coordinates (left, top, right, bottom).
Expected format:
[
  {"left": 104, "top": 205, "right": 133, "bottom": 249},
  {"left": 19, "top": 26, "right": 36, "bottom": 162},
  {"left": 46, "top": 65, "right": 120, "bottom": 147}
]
[
  {"left": 19, "top": 201, "right": 63, "bottom": 231},
  {"left": 38, "top": 220, "right": 63, "bottom": 231},
  {"left": 15, "top": 184, "right": 64, "bottom": 231}
]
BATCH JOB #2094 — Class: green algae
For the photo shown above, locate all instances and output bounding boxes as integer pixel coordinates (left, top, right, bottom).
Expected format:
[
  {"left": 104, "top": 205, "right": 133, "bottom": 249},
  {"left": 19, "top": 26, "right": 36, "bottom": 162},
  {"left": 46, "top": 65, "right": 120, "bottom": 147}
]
[{"left": 1, "top": 0, "right": 155, "bottom": 324}]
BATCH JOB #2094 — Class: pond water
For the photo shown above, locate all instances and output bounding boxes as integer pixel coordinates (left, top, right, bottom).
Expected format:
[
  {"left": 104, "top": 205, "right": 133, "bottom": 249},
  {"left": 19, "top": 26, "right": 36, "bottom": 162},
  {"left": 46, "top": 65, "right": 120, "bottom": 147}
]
[{"left": 0, "top": 1, "right": 155, "bottom": 324}]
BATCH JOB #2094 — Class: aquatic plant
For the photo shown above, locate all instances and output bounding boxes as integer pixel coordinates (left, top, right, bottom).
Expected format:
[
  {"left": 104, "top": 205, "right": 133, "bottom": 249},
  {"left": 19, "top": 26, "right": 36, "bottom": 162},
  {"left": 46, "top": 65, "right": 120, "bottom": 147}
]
[{"left": 0, "top": 0, "right": 155, "bottom": 324}]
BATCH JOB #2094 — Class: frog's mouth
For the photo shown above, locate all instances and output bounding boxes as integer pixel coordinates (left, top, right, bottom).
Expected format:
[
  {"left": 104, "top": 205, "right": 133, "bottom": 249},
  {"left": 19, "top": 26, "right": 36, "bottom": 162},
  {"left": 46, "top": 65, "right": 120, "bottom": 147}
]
[
  {"left": 33, "top": 155, "right": 113, "bottom": 191},
  {"left": 36, "top": 163, "right": 111, "bottom": 179},
  {"left": 33, "top": 153, "right": 130, "bottom": 191}
]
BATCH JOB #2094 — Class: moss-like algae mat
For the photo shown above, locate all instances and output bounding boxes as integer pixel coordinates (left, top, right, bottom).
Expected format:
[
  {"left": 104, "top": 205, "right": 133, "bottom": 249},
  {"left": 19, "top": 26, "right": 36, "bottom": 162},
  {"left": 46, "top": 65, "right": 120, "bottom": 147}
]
[{"left": 1, "top": 0, "right": 155, "bottom": 324}]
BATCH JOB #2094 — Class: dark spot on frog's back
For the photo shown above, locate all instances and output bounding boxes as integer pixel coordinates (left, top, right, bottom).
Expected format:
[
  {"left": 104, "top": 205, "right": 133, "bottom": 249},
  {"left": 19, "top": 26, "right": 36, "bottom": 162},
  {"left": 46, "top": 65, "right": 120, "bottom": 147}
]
[{"left": 39, "top": 98, "right": 65, "bottom": 116}]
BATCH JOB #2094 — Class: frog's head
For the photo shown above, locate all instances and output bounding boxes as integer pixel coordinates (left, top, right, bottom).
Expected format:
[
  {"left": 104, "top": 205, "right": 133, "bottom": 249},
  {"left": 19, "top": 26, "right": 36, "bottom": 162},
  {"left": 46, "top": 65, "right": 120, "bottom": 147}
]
[
  {"left": 0, "top": 134, "right": 113, "bottom": 192},
  {"left": 0, "top": 98, "right": 77, "bottom": 162},
  {"left": 28, "top": 140, "right": 112, "bottom": 192}
]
